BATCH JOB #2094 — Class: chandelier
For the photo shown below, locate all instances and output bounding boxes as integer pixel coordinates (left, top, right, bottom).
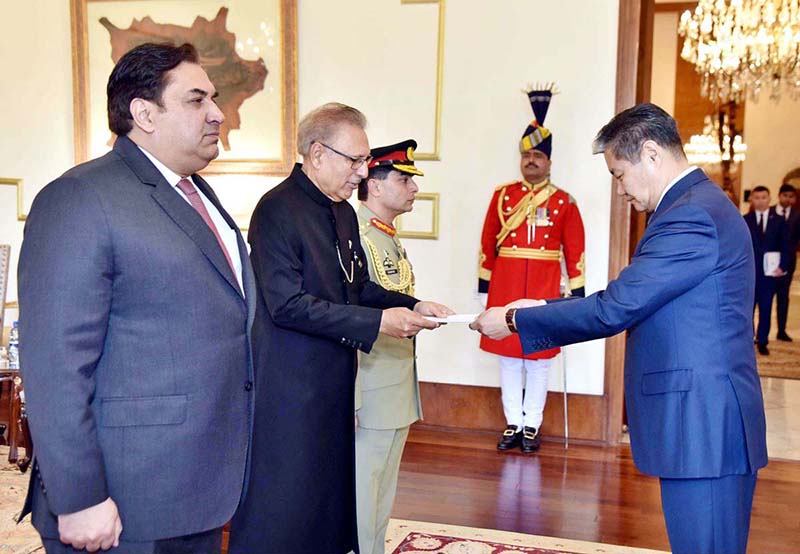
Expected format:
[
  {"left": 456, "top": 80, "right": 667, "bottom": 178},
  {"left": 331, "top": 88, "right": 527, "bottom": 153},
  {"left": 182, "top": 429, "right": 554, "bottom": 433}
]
[
  {"left": 684, "top": 113, "right": 747, "bottom": 165},
  {"left": 678, "top": 0, "right": 800, "bottom": 103}
]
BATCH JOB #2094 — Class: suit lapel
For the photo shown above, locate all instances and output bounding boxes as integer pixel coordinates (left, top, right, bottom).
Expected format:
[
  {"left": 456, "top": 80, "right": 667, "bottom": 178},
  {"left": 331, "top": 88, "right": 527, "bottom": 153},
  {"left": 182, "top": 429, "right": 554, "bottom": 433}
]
[
  {"left": 649, "top": 168, "right": 707, "bottom": 223},
  {"left": 633, "top": 168, "right": 708, "bottom": 257},
  {"left": 113, "top": 136, "right": 244, "bottom": 300}
]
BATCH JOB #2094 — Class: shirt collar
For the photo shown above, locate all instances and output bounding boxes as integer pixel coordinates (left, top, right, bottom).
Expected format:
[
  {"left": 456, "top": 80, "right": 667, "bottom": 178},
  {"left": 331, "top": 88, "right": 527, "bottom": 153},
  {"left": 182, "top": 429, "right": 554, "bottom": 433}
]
[
  {"left": 292, "top": 163, "right": 333, "bottom": 207},
  {"left": 136, "top": 145, "right": 187, "bottom": 188},
  {"left": 655, "top": 165, "right": 697, "bottom": 212},
  {"left": 358, "top": 204, "right": 396, "bottom": 236}
]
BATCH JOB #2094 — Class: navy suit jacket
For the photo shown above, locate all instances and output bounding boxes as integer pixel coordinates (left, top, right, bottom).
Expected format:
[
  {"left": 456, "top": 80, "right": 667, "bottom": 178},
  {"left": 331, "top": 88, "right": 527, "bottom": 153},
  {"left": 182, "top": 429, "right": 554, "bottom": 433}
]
[
  {"left": 18, "top": 136, "right": 256, "bottom": 540},
  {"left": 744, "top": 208, "right": 790, "bottom": 276},
  {"left": 516, "top": 168, "right": 767, "bottom": 478},
  {"left": 769, "top": 205, "right": 800, "bottom": 274}
]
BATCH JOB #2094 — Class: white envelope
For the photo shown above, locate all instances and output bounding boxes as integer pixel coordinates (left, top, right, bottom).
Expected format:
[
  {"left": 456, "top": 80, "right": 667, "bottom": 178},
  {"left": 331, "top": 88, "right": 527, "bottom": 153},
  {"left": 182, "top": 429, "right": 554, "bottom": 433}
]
[
  {"left": 764, "top": 251, "right": 781, "bottom": 276},
  {"left": 424, "top": 314, "right": 479, "bottom": 324}
]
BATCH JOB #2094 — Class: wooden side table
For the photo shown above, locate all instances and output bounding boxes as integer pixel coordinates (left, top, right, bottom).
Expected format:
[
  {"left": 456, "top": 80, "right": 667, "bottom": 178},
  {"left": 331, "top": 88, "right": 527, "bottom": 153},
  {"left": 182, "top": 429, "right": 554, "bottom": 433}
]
[{"left": 0, "top": 370, "right": 32, "bottom": 472}]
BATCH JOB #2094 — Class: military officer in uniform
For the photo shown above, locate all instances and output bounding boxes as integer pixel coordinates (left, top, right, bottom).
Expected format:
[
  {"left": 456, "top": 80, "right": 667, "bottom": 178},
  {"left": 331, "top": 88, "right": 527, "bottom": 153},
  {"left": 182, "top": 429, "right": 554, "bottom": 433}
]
[
  {"left": 355, "top": 139, "right": 449, "bottom": 554},
  {"left": 478, "top": 87, "right": 586, "bottom": 453}
]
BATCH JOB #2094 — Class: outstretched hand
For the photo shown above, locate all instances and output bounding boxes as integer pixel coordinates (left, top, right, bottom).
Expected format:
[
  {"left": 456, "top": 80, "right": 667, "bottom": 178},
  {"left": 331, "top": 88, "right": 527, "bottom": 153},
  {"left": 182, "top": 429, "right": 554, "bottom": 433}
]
[
  {"left": 470, "top": 307, "right": 512, "bottom": 340},
  {"left": 505, "top": 298, "right": 546, "bottom": 309},
  {"left": 380, "top": 307, "right": 439, "bottom": 339},
  {"left": 413, "top": 301, "right": 456, "bottom": 318}
]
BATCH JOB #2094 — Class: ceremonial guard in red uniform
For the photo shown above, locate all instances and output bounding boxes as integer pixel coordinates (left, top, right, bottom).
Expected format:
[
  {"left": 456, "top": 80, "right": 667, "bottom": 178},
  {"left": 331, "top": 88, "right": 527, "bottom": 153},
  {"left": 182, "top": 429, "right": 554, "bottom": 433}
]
[{"left": 478, "top": 87, "right": 586, "bottom": 452}]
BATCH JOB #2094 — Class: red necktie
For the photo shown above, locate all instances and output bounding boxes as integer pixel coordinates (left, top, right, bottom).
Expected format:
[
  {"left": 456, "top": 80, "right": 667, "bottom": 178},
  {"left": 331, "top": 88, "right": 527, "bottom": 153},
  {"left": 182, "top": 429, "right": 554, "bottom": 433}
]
[{"left": 176, "top": 178, "right": 237, "bottom": 277}]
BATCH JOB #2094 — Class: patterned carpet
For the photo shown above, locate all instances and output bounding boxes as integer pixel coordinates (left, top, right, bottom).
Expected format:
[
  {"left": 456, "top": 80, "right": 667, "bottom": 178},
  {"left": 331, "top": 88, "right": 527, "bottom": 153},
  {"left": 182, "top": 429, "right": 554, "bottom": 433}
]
[
  {"left": 755, "top": 285, "right": 800, "bottom": 380},
  {"left": 756, "top": 338, "right": 800, "bottom": 379},
  {"left": 386, "top": 520, "right": 667, "bottom": 554},
  {"left": 0, "top": 448, "right": 41, "bottom": 553}
]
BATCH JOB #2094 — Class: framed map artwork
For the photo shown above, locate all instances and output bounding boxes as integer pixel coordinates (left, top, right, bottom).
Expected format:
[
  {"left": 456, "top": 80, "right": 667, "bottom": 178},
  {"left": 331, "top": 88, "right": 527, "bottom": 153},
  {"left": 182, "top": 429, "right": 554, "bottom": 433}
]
[{"left": 70, "top": 0, "right": 297, "bottom": 175}]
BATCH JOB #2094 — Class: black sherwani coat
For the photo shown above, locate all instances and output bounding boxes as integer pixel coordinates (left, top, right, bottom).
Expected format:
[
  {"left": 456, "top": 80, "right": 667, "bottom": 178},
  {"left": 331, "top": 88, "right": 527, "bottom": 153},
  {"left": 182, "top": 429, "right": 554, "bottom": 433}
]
[{"left": 230, "top": 164, "right": 417, "bottom": 554}]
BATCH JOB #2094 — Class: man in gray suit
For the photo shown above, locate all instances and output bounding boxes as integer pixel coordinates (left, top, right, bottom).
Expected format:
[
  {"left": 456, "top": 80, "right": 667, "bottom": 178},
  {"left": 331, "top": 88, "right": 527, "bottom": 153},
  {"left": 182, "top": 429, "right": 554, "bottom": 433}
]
[{"left": 17, "top": 42, "right": 255, "bottom": 553}]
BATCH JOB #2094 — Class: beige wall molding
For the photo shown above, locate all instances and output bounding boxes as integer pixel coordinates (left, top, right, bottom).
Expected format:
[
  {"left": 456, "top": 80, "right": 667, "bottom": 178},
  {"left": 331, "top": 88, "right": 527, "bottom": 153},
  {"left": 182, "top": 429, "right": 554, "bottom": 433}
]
[
  {"left": 400, "top": 0, "right": 445, "bottom": 161},
  {"left": 396, "top": 192, "right": 439, "bottom": 240}
]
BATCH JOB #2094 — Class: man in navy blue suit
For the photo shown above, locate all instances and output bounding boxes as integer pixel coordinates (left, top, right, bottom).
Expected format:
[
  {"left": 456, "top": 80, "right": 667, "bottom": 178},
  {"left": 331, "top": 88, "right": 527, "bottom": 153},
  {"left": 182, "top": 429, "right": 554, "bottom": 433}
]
[
  {"left": 744, "top": 186, "right": 789, "bottom": 355},
  {"left": 771, "top": 183, "right": 800, "bottom": 341},
  {"left": 471, "top": 103, "right": 767, "bottom": 554}
]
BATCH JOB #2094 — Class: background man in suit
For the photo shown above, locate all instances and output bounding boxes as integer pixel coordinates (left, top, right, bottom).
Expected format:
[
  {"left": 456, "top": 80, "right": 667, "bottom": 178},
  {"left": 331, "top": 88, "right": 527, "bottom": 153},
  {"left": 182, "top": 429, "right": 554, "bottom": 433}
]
[
  {"left": 744, "top": 186, "right": 788, "bottom": 355},
  {"left": 772, "top": 183, "right": 800, "bottom": 341},
  {"left": 471, "top": 103, "right": 767, "bottom": 554},
  {"left": 18, "top": 43, "right": 255, "bottom": 553},
  {"left": 230, "top": 104, "right": 452, "bottom": 554},
  {"left": 354, "top": 139, "right": 426, "bottom": 554}
]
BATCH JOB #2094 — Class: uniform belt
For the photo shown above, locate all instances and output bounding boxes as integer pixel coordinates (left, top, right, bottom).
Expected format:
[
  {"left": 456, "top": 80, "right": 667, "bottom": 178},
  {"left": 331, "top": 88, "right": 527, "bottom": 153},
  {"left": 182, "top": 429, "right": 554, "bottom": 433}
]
[{"left": 498, "top": 247, "right": 562, "bottom": 261}]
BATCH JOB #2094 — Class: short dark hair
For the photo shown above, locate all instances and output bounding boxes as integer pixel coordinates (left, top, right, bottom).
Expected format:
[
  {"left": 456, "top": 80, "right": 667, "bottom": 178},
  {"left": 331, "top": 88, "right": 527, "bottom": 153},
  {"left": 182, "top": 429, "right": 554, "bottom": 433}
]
[
  {"left": 779, "top": 183, "right": 796, "bottom": 195},
  {"left": 593, "top": 103, "right": 685, "bottom": 163},
  {"left": 357, "top": 166, "right": 393, "bottom": 201},
  {"left": 752, "top": 185, "right": 770, "bottom": 195},
  {"left": 107, "top": 42, "right": 199, "bottom": 136}
]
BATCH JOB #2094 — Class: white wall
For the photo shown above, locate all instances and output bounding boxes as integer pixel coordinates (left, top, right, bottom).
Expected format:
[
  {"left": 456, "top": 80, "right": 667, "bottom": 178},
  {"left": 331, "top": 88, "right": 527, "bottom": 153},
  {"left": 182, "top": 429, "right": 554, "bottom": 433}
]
[
  {"left": 741, "top": 98, "right": 800, "bottom": 196},
  {"left": 651, "top": 11, "right": 678, "bottom": 115},
  {"left": 0, "top": 0, "right": 75, "bottom": 316},
  {"left": 1, "top": 0, "right": 620, "bottom": 395}
]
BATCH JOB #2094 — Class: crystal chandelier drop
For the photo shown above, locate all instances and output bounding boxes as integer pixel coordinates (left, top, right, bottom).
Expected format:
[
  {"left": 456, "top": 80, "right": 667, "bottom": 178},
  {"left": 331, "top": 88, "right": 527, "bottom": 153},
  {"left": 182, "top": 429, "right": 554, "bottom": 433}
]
[
  {"left": 684, "top": 114, "right": 747, "bottom": 165},
  {"left": 678, "top": 0, "right": 800, "bottom": 103}
]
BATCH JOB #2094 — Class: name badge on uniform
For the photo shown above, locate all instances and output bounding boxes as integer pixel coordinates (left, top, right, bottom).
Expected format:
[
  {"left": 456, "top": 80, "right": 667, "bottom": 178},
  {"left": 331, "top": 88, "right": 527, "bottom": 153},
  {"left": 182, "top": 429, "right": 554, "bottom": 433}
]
[{"left": 535, "top": 207, "right": 550, "bottom": 227}]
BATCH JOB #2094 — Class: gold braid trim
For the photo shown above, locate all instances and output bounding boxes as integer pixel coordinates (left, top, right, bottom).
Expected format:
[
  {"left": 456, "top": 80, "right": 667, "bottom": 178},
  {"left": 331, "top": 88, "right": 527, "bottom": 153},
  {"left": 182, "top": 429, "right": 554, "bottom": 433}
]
[
  {"left": 362, "top": 235, "right": 414, "bottom": 294},
  {"left": 569, "top": 252, "right": 586, "bottom": 289},
  {"left": 495, "top": 182, "right": 556, "bottom": 248}
]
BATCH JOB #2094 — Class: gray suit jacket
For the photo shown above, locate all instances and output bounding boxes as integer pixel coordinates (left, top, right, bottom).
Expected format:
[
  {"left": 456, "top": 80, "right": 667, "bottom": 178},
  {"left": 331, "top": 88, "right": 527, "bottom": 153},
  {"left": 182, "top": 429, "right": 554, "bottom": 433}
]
[{"left": 17, "top": 136, "right": 256, "bottom": 541}]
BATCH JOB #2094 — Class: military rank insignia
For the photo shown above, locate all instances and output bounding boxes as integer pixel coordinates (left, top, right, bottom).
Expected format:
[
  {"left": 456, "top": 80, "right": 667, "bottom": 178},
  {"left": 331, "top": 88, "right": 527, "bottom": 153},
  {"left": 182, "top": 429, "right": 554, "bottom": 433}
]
[{"left": 382, "top": 250, "right": 399, "bottom": 275}]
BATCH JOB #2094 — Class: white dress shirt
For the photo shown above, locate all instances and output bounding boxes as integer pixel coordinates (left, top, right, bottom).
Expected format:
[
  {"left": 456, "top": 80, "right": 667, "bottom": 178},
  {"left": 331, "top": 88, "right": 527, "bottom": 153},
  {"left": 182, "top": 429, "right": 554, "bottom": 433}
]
[
  {"left": 754, "top": 209, "right": 769, "bottom": 233},
  {"left": 655, "top": 165, "right": 698, "bottom": 212},
  {"left": 776, "top": 204, "right": 791, "bottom": 221},
  {"left": 137, "top": 146, "right": 244, "bottom": 291}
]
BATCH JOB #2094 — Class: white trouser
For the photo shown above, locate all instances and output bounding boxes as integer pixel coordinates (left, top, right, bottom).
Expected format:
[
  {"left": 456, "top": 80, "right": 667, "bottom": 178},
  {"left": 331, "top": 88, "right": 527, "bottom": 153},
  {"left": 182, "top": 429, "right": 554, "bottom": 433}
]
[{"left": 499, "top": 355, "right": 552, "bottom": 429}]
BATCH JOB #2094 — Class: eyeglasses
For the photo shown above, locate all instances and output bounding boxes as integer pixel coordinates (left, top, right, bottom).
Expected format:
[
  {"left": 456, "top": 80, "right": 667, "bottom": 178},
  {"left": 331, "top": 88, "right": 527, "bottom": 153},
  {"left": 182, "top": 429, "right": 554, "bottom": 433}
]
[{"left": 318, "top": 142, "right": 373, "bottom": 170}]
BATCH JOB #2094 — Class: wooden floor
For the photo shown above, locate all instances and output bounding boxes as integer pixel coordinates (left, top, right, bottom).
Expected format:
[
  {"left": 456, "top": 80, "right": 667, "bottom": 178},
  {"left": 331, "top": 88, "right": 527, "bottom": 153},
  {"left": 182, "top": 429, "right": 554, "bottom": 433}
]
[{"left": 392, "top": 426, "right": 800, "bottom": 553}]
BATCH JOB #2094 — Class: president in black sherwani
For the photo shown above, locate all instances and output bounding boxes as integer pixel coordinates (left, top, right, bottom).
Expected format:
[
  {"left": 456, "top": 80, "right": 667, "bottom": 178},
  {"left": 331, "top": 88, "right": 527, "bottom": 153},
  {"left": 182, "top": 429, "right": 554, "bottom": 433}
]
[{"left": 230, "top": 103, "right": 452, "bottom": 554}]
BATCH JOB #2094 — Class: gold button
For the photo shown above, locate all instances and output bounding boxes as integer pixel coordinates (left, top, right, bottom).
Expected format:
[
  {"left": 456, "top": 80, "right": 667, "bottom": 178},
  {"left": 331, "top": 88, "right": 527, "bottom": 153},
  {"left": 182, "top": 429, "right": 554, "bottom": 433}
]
[
  {"left": 540, "top": 246, "right": 545, "bottom": 250},
  {"left": 544, "top": 234, "right": 549, "bottom": 239},
  {"left": 505, "top": 207, "right": 511, "bottom": 212},
  {"left": 559, "top": 199, "right": 564, "bottom": 205},
  {"left": 521, "top": 186, "right": 528, "bottom": 192},
  {"left": 512, "top": 245, "right": 518, "bottom": 250},
  {"left": 504, "top": 195, "right": 510, "bottom": 201},
  {"left": 554, "top": 209, "right": 559, "bottom": 215},
  {"left": 511, "top": 232, "right": 517, "bottom": 238}
]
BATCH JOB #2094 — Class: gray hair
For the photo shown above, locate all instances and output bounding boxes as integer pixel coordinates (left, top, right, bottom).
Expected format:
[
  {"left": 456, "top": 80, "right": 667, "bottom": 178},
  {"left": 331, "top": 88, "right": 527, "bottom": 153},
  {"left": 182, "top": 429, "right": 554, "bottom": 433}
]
[
  {"left": 297, "top": 102, "right": 367, "bottom": 156},
  {"left": 592, "top": 103, "right": 685, "bottom": 163}
]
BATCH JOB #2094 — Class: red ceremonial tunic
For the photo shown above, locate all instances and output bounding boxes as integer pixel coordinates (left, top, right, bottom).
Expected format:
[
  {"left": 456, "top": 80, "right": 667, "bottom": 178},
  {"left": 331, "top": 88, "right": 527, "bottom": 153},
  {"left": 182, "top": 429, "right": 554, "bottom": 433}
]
[{"left": 478, "top": 179, "right": 586, "bottom": 359}]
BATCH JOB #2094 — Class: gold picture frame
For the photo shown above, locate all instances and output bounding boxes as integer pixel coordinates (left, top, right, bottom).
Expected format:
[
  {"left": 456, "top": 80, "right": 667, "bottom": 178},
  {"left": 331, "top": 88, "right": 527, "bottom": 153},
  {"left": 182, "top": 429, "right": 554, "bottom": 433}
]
[
  {"left": 396, "top": 192, "right": 439, "bottom": 240},
  {"left": 0, "top": 178, "right": 27, "bottom": 222},
  {"left": 70, "top": 0, "right": 298, "bottom": 175},
  {"left": 0, "top": 245, "right": 9, "bottom": 334}
]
